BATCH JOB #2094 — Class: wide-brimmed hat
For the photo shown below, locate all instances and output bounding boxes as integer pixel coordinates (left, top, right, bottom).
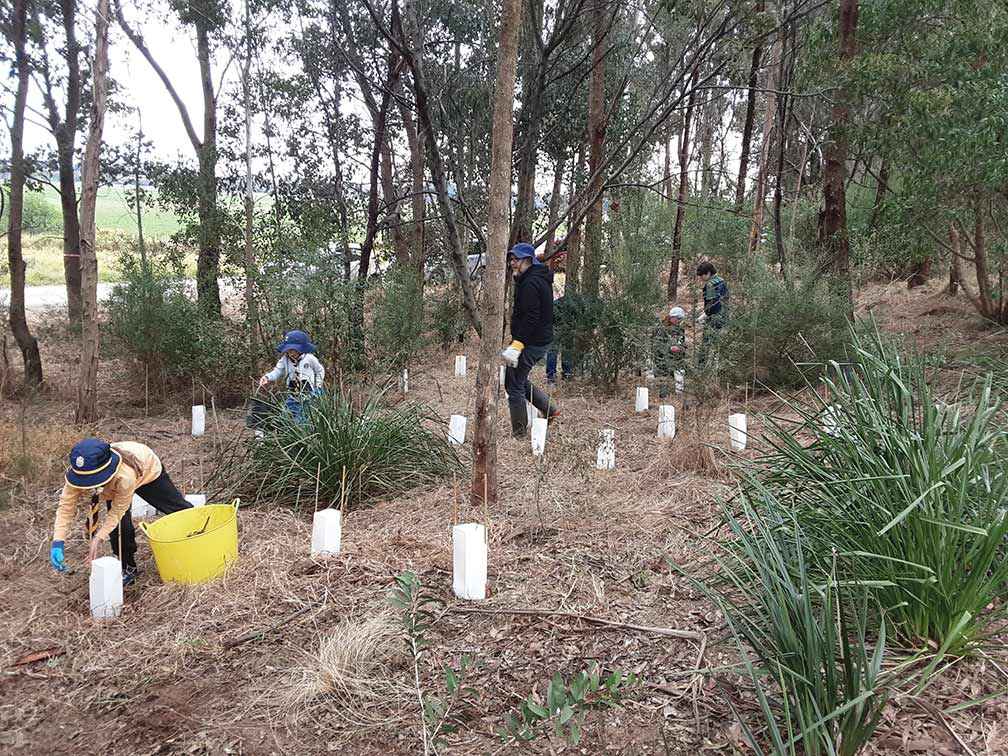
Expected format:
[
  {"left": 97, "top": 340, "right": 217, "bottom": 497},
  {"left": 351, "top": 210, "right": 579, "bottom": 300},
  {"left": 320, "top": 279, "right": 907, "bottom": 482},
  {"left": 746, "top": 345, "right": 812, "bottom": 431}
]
[
  {"left": 275, "top": 330, "right": 317, "bottom": 354},
  {"left": 65, "top": 438, "right": 122, "bottom": 489}
]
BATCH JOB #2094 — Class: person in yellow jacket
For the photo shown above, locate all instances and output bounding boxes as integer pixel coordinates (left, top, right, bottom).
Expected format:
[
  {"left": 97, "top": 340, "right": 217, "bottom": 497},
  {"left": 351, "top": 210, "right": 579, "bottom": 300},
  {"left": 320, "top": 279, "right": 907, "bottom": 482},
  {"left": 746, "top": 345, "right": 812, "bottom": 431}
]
[{"left": 50, "top": 438, "right": 192, "bottom": 585}]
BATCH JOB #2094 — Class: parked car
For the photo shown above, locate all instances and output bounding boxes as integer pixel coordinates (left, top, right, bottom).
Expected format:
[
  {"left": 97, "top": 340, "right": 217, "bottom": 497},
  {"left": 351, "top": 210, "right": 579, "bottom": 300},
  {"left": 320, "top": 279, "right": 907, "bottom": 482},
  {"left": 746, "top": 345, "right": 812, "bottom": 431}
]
[{"left": 424, "top": 251, "right": 486, "bottom": 284}]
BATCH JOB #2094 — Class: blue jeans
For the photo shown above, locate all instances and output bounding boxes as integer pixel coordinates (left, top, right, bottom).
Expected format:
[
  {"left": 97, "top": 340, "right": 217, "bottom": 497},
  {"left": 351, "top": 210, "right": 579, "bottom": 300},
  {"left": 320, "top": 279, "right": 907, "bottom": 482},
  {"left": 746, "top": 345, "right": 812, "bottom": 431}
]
[
  {"left": 545, "top": 348, "right": 573, "bottom": 382},
  {"left": 505, "top": 344, "right": 548, "bottom": 406},
  {"left": 286, "top": 389, "right": 323, "bottom": 424}
]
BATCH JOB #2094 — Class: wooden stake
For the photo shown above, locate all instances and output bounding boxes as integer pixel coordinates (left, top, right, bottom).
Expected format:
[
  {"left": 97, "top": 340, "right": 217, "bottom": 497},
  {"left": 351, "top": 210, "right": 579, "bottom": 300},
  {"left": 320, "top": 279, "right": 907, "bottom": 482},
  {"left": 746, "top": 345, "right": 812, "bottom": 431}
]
[
  {"left": 144, "top": 362, "right": 149, "bottom": 417},
  {"left": 313, "top": 462, "right": 322, "bottom": 512},
  {"left": 451, "top": 475, "right": 459, "bottom": 526},
  {"left": 339, "top": 466, "right": 347, "bottom": 517}
]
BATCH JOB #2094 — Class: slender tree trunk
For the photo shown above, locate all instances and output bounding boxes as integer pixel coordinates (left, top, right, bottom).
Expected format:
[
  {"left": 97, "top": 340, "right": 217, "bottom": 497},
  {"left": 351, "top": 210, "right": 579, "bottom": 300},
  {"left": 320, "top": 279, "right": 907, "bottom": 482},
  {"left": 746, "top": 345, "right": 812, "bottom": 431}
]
[
  {"left": 195, "top": 24, "right": 221, "bottom": 315},
  {"left": 7, "top": 0, "right": 43, "bottom": 388},
  {"left": 398, "top": 98, "right": 427, "bottom": 268},
  {"left": 821, "top": 0, "right": 858, "bottom": 317},
  {"left": 76, "top": 0, "right": 111, "bottom": 422},
  {"left": 581, "top": 0, "right": 608, "bottom": 298},
  {"left": 564, "top": 137, "right": 587, "bottom": 296},
  {"left": 748, "top": 38, "right": 781, "bottom": 256},
  {"left": 734, "top": 0, "right": 765, "bottom": 212},
  {"left": 668, "top": 65, "right": 699, "bottom": 301},
  {"left": 241, "top": 0, "right": 258, "bottom": 356},
  {"left": 868, "top": 156, "right": 889, "bottom": 231},
  {"left": 544, "top": 156, "right": 566, "bottom": 257},
  {"left": 57, "top": 142, "right": 83, "bottom": 325},
  {"left": 947, "top": 224, "right": 960, "bottom": 297},
  {"left": 133, "top": 116, "right": 147, "bottom": 266},
  {"left": 510, "top": 38, "right": 546, "bottom": 248},
  {"left": 772, "top": 27, "right": 792, "bottom": 278},
  {"left": 471, "top": 0, "right": 522, "bottom": 510}
]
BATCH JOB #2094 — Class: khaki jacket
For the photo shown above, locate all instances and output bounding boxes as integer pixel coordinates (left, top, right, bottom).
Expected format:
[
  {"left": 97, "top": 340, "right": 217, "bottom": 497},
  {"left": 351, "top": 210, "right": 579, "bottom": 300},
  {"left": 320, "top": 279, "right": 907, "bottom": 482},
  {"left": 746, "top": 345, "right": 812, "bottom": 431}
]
[{"left": 53, "top": 442, "right": 163, "bottom": 542}]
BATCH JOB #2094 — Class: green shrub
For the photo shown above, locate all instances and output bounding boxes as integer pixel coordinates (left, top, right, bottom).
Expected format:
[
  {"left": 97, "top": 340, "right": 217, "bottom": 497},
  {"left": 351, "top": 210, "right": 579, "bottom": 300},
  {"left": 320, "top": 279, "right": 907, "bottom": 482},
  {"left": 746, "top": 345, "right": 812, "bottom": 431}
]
[
  {"left": 220, "top": 391, "right": 462, "bottom": 510},
  {"left": 371, "top": 267, "right": 425, "bottom": 370},
  {"left": 0, "top": 188, "right": 61, "bottom": 233},
  {"left": 104, "top": 250, "right": 249, "bottom": 398},
  {"left": 756, "top": 327, "right": 1008, "bottom": 651},
  {"left": 707, "top": 260, "right": 849, "bottom": 388}
]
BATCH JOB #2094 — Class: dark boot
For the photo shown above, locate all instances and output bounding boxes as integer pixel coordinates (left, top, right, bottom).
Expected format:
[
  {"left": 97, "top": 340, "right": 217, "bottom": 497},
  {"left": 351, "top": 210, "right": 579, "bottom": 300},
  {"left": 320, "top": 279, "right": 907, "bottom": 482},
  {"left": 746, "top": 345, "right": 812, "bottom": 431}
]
[
  {"left": 529, "top": 385, "right": 560, "bottom": 423},
  {"left": 509, "top": 401, "right": 528, "bottom": 438}
]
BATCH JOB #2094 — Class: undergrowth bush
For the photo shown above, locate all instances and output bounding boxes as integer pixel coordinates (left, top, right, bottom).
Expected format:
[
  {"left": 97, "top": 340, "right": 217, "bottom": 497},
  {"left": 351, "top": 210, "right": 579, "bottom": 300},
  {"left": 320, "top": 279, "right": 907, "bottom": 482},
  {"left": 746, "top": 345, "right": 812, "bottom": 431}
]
[
  {"left": 371, "top": 267, "right": 425, "bottom": 370},
  {"left": 217, "top": 391, "right": 462, "bottom": 510},
  {"left": 708, "top": 260, "right": 849, "bottom": 388},
  {"left": 104, "top": 251, "right": 249, "bottom": 398}
]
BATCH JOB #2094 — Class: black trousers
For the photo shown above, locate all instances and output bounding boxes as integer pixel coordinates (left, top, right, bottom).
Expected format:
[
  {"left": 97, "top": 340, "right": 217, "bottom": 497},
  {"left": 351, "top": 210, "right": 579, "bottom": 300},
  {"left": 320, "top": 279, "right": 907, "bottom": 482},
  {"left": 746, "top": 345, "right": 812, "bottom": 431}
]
[{"left": 109, "top": 470, "right": 192, "bottom": 569}]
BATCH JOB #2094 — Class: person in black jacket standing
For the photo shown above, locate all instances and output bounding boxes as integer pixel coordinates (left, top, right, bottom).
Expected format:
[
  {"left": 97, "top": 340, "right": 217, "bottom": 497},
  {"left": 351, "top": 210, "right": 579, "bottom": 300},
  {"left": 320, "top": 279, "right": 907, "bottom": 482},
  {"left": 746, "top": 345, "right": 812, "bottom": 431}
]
[{"left": 500, "top": 243, "right": 560, "bottom": 437}]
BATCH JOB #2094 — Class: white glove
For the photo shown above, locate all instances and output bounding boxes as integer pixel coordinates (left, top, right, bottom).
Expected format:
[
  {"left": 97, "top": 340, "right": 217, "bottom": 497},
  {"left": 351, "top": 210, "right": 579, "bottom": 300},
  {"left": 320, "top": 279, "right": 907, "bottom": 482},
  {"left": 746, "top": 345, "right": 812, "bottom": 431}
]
[
  {"left": 696, "top": 312, "right": 707, "bottom": 325},
  {"left": 258, "top": 375, "right": 269, "bottom": 388},
  {"left": 500, "top": 340, "right": 524, "bottom": 368}
]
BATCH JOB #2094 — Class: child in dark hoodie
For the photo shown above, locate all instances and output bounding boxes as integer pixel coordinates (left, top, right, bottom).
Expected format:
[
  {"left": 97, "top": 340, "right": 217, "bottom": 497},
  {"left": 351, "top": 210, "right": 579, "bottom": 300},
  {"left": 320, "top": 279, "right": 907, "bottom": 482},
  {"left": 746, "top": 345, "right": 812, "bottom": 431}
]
[{"left": 500, "top": 243, "right": 560, "bottom": 437}]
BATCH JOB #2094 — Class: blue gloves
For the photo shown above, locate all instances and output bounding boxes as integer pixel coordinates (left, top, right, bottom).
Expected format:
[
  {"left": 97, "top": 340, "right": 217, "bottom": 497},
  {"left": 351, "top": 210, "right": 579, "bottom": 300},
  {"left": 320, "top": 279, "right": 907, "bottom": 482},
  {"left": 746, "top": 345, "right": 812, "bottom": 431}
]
[{"left": 50, "top": 541, "right": 66, "bottom": 572}]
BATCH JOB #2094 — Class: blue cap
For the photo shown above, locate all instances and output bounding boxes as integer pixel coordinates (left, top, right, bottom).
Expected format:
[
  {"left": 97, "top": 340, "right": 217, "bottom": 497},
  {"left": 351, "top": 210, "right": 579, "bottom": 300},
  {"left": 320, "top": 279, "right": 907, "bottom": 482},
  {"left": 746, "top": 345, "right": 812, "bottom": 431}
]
[
  {"left": 275, "top": 330, "right": 317, "bottom": 354},
  {"left": 65, "top": 438, "right": 122, "bottom": 489},
  {"left": 508, "top": 242, "right": 537, "bottom": 261}
]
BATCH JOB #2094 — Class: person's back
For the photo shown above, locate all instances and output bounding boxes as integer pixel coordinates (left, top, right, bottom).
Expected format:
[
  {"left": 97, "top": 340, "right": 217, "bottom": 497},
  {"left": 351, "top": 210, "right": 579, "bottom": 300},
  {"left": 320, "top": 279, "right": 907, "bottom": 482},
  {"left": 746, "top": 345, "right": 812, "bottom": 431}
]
[{"left": 511, "top": 263, "right": 554, "bottom": 347}]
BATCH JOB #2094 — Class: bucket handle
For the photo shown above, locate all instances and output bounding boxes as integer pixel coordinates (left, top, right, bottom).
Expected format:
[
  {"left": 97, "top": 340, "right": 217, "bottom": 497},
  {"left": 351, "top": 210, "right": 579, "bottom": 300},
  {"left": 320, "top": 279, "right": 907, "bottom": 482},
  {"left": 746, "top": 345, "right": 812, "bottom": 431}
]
[{"left": 137, "top": 499, "right": 239, "bottom": 538}]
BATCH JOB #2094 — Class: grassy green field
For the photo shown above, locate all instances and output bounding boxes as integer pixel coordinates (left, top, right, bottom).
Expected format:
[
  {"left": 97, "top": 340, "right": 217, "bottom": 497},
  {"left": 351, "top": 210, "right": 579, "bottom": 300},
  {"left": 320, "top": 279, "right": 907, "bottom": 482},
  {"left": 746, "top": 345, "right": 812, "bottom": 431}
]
[{"left": 2, "top": 186, "right": 184, "bottom": 287}]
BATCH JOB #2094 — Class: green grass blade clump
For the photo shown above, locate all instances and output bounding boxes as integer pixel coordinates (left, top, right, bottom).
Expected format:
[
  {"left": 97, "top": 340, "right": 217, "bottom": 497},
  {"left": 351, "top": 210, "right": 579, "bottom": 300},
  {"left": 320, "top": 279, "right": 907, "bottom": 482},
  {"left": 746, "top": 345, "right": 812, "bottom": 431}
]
[
  {"left": 690, "top": 496, "right": 893, "bottom": 756},
  {"left": 757, "top": 327, "right": 1008, "bottom": 652},
  {"left": 230, "top": 391, "right": 462, "bottom": 510}
]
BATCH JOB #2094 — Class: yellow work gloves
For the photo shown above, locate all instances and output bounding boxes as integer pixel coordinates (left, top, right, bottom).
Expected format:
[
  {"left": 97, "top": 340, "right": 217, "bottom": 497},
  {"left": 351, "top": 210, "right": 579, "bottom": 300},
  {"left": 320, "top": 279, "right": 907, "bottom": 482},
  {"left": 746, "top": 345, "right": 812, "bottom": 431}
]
[{"left": 500, "top": 340, "right": 524, "bottom": 368}]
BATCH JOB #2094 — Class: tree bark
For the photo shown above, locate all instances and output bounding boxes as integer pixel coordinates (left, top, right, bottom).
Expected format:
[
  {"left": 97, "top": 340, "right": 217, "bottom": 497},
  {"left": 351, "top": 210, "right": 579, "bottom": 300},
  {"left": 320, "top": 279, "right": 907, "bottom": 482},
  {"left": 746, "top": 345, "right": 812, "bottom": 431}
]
[
  {"left": 509, "top": 1, "right": 545, "bottom": 248},
  {"left": 7, "top": 0, "right": 43, "bottom": 388},
  {"left": 241, "top": 0, "right": 258, "bottom": 355},
  {"left": 544, "top": 156, "right": 566, "bottom": 257},
  {"left": 748, "top": 38, "right": 781, "bottom": 256},
  {"left": 581, "top": 0, "right": 608, "bottom": 298},
  {"left": 116, "top": 2, "right": 222, "bottom": 315},
  {"left": 471, "top": 0, "right": 522, "bottom": 510},
  {"left": 734, "top": 0, "right": 765, "bottom": 212},
  {"left": 667, "top": 65, "right": 699, "bottom": 301},
  {"left": 76, "top": 0, "right": 111, "bottom": 423},
  {"left": 868, "top": 156, "right": 889, "bottom": 231},
  {"left": 820, "top": 0, "right": 858, "bottom": 318},
  {"left": 564, "top": 137, "right": 587, "bottom": 296}
]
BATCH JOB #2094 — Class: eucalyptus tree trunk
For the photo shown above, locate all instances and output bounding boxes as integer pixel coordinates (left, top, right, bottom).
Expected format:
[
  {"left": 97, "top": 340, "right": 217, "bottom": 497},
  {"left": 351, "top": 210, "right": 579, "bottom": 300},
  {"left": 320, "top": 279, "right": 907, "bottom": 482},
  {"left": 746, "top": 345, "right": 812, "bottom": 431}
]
[
  {"left": 471, "top": 0, "right": 522, "bottom": 510},
  {"left": 734, "top": 0, "right": 765, "bottom": 212},
  {"left": 76, "top": 0, "right": 111, "bottom": 422},
  {"left": 7, "top": 0, "right": 43, "bottom": 388},
  {"left": 581, "top": 0, "right": 608, "bottom": 298},
  {"left": 668, "top": 65, "right": 699, "bottom": 301}
]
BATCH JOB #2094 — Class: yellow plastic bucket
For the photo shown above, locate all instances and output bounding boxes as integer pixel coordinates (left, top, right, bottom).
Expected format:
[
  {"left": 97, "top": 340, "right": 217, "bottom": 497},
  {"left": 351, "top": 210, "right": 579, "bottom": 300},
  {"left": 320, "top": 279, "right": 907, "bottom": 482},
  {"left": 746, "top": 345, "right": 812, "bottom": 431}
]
[{"left": 139, "top": 500, "right": 239, "bottom": 584}]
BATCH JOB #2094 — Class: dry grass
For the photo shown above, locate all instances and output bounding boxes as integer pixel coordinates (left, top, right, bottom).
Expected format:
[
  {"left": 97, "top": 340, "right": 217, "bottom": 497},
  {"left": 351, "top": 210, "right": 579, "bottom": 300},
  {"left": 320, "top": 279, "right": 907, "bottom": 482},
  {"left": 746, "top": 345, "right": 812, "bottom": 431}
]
[
  {"left": 276, "top": 610, "right": 411, "bottom": 727},
  {"left": 0, "top": 289, "right": 1006, "bottom": 753}
]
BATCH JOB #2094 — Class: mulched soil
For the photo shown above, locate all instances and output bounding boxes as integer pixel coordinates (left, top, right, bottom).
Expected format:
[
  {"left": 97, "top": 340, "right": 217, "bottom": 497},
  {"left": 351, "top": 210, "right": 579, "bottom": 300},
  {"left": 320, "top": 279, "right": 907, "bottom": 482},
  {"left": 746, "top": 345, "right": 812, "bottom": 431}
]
[{"left": 1, "top": 284, "right": 1006, "bottom": 755}]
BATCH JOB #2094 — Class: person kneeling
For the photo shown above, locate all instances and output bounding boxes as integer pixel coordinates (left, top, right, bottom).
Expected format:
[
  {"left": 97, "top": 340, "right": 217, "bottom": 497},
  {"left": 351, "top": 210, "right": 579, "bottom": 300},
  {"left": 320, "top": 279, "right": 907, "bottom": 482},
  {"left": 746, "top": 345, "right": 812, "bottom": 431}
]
[{"left": 49, "top": 439, "right": 193, "bottom": 586}]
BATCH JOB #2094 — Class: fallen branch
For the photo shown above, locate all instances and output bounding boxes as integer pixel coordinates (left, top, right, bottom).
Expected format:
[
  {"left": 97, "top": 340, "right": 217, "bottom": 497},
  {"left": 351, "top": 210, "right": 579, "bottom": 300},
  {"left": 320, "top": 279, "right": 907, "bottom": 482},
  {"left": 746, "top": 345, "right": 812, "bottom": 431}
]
[
  {"left": 222, "top": 603, "right": 317, "bottom": 650},
  {"left": 450, "top": 605, "right": 703, "bottom": 640}
]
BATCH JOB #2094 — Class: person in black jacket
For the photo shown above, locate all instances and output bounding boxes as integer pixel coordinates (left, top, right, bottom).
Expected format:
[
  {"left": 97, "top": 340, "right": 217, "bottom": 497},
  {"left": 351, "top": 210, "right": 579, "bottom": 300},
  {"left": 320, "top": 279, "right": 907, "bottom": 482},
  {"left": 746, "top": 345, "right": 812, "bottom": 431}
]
[{"left": 500, "top": 242, "right": 560, "bottom": 437}]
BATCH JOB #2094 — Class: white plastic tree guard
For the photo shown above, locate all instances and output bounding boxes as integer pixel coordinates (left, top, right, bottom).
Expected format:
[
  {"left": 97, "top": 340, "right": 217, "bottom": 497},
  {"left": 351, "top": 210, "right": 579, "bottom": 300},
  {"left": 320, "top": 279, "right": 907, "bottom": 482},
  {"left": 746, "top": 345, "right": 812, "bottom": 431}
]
[
  {"left": 499, "top": 365, "right": 506, "bottom": 386},
  {"left": 311, "top": 509, "right": 342, "bottom": 556},
  {"left": 131, "top": 494, "right": 156, "bottom": 519},
  {"left": 674, "top": 370, "right": 685, "bottom": 394},
  {"left": 635, "top": 387, "right": 649, "bottom": 412},
  {"left": 452, "top": 523, "right": 487, "bottom": 600},
  {"left": 400, "top": 368, "right": 409, "bottom": 394},
  {"left": 526, "top": 401, "right": 542, "bottom": 425},
  {"left": 658, "top": 405, "right": 676, "bottom": 439},
  {"left": 530, "top": 417, "right": 548, "bottom": 456},
  {"left": 90, "top": 556, "right": 123, "bottom": 620},
  {"left": 184, "top": 494, "right": 207, "bottom": 507},
  {"left": 729, "top": 413, "right": 748, "bottom": 451},
  {"left": 821, "top": 405, "right": 841, "bottom": 437},
  {"left": 191, "top": 405, "right": 206, "bottom": 437},
  {"left": 448, "top": 414, "right": 467, "bottom": 445},
  {"left": 596, "top": 429, "right": 616, "bottom": 469},
  {"left": 454, "top": 355, "right": 467, "bottom": 377}
]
